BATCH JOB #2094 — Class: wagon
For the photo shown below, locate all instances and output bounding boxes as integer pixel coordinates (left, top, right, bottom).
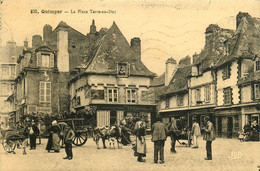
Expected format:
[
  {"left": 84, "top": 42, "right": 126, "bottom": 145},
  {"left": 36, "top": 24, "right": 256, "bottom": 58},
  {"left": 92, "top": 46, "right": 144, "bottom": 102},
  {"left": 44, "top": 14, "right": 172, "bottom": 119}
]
[
  {"left": 1, "top": 129, "right": 25, "bottom": 153},
  {"left": 58, "top": 117, "right": 95, "bottom": 147}
]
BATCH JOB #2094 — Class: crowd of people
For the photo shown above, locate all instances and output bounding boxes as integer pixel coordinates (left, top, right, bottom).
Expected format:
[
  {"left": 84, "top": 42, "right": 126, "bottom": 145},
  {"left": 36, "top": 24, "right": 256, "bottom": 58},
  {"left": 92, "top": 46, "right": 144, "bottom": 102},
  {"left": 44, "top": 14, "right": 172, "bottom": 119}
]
[{"left": 133, "top": 115, "right": 215, "bottom": 163}]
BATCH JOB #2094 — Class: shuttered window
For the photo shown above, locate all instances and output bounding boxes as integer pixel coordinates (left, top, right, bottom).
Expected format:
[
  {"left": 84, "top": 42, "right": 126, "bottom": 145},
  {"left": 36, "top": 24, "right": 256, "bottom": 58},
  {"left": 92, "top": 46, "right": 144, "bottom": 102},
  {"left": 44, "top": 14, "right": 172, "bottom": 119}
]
[
  {"left": 39, "top": 82, "right": 51, "bottom": 102},
  {"left": 37, "top": 53, "right": 54, "bottom": 67},
  {"left": 256, "top": 61, "right": 260, "bottom": 71},
  {"left": 205, "top": 85, "right": 211, "bottom": 102}
]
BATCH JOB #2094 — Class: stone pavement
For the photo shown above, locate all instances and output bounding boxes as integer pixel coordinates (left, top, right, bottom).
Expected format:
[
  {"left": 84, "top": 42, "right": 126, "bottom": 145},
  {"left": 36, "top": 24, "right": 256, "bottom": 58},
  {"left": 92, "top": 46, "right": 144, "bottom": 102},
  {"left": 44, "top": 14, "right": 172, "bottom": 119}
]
[{"left": 0, "top": 136, "right": 259, "bottom": 171}]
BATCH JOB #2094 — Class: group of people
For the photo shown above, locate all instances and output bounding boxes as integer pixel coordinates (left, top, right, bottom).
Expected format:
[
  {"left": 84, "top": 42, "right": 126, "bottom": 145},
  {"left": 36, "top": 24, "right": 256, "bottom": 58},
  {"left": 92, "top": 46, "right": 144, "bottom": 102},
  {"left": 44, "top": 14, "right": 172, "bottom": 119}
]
[
  {"left": 46, "top": 120, "right": 75, "bottom": 160},
  {"left": 243, "top": 119, "right": 259, "bottom": 141},
  {"left": 133, "top": 115, "right": 215, "bottom": 164}
]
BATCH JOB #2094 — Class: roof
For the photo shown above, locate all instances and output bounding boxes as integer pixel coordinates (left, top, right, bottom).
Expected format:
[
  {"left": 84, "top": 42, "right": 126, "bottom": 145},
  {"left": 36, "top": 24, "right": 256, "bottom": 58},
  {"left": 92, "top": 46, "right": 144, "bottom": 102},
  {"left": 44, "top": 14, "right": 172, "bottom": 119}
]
[
  {"left": 84, "top": 22, "right": 155, "bottom": 77},
  {"left": 151, "top": 73, "right": 165, "bottom": 87},
  {"left": 194, "top": 24, "right": 234, "bottom": 71},
  {"left": 164, "top": 65, "right": 191, "bottom": 95},
  {"left": 216, "top": 13, "right": 260, "bottom": 67}
]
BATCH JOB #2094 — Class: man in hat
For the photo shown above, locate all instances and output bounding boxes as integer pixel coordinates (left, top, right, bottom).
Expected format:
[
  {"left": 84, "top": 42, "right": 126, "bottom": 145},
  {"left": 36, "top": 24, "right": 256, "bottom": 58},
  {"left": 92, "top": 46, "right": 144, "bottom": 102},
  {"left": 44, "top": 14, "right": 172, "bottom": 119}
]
[
  {"left": 63, "top": 126, "right": 75, "bottom": 160},
  {"left": 29, "top": 120, "right": 39, "bottom": 150},
  {"left": 202, "top": 116, "right": 215, "bottom": 160},
  {"left": 168, "top": 117, "right": 179, "bottom": 153},
  {"left": 151, "top": 116, "right": 168, "bottom": 164}
]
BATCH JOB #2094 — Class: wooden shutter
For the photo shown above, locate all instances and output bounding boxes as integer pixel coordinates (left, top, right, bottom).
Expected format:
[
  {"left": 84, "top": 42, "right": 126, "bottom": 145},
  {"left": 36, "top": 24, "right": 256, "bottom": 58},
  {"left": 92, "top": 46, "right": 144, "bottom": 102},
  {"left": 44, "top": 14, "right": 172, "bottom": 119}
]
[
  {"left": 50, "top": 53, "right": 54, "bottom": 67},
  {"left": 222, "top": 65, "right": 227, "bottom": 80},
  {"left": 37, "top": 53, "right": 41, "bottom": 67}
]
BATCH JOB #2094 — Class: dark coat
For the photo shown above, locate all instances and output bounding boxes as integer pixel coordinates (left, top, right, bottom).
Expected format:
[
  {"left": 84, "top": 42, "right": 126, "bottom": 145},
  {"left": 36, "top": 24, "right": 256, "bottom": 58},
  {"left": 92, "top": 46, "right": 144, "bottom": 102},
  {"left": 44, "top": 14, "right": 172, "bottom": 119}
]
[
  {"left": 203, "top": 121, "right": 215, "bottom": 141},
  {"left": 151, "top": 121, "right": 167, "bottom": 142}
]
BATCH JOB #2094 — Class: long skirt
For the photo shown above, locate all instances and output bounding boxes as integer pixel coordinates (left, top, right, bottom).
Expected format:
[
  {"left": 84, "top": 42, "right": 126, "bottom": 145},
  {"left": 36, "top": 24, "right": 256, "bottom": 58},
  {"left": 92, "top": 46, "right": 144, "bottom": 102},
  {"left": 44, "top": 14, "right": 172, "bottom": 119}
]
[
  {"left": 52, "top": 133, "right": 60, "bottom": 151},
  {"left": 134, "top": 136, "right": 146, "bottom": 157},
  {"left": 46, "top": 133, "right": 53, "bottom": 151}
]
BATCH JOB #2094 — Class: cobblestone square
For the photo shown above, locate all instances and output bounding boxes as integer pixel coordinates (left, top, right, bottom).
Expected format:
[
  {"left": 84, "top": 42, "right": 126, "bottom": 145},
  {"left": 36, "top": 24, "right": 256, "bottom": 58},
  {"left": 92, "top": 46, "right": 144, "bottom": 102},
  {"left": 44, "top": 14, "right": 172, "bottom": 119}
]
[{"left": 1, "top": 136, "right": 259, "bottom": 171}]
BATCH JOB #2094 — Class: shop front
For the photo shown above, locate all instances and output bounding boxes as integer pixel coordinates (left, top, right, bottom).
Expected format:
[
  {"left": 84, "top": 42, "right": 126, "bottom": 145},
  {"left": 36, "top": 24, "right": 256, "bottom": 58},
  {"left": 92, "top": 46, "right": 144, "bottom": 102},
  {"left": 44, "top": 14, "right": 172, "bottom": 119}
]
[
  {"left": 214, "top": 107, "right": 241, "bottom": 138},
  {"left": 90, "top": 103, "right": 156, "bottom": 131}
]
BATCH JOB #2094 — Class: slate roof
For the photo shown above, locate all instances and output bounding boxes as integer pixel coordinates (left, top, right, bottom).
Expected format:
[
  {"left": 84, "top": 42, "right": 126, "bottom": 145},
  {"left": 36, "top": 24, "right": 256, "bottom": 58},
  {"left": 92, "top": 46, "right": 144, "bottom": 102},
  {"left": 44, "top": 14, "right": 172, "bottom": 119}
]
[
  {"left": 164, "top": 65, "right": 191, "bottom": 95},
  {"left": 194, "top": 24, "right": 234, "bottom": 71},
  {"left": 216, "top": 13, "right": 260, "bottom": 67},
  {"left": 84, "top": 22, "right": 156, "bottom": 77}
]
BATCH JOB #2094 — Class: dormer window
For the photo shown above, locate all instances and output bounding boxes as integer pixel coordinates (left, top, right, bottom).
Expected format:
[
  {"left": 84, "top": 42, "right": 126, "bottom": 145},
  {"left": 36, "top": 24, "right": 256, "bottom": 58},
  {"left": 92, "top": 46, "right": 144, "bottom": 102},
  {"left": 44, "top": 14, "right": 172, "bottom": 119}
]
[
  {"left": 117, "top": 63, "right": 129, "bottom": 76},
  {"left": 37, "top": 52, "right": 54, "bottom": 68}
]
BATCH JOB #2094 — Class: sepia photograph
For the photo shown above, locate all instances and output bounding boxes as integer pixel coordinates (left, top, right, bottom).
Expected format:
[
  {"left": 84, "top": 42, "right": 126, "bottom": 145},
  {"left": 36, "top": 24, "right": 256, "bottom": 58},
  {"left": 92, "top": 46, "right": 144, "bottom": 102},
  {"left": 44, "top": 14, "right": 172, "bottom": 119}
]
[{"left": 0, "top": 0, "right": 259, "bottom": 170}]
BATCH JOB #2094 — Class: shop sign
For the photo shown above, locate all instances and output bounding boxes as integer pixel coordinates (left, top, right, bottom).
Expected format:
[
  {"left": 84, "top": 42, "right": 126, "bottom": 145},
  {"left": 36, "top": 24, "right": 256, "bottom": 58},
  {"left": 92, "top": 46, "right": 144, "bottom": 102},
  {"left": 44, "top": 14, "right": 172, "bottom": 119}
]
[{"left": 242, "top": 106, "right": 257, "bottom": 114}]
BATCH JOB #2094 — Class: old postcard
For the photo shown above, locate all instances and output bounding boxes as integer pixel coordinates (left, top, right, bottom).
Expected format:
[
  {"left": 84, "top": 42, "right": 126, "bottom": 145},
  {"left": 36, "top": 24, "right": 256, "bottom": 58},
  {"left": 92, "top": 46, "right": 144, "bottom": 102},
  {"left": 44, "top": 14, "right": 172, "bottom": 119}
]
[{"left": 0, "top": 0, "right": 259, "bottom": 171}]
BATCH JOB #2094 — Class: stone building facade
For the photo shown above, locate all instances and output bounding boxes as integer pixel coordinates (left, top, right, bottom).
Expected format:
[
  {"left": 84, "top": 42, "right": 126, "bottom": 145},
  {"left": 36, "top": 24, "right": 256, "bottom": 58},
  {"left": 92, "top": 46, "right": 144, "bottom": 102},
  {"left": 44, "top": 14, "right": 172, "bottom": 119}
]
[{"left": 158, "top": 12, "right": 260, "bottom": 139}]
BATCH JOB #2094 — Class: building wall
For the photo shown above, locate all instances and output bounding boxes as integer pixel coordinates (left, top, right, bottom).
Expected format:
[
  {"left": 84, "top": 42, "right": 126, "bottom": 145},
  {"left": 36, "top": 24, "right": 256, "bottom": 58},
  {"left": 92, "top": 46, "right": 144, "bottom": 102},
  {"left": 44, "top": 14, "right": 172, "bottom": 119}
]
[
  {"left": 241, "top": 85, "right": 252, "bottom": 103},
  {"left": 217, "top": 61, "right": 239, "bottom": 106},
  {"left": 190, "top": 71, "right": 213, "bottom": 87},
  {"left": 71, "top": 74, "right": 154, "bottom": 108}
]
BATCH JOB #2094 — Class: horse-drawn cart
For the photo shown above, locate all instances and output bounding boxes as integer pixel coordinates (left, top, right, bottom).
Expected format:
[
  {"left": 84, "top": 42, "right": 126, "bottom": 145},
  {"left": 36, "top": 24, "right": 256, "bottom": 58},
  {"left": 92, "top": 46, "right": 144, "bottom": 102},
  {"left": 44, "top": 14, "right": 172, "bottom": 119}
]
[
  {"left": 1, "top": 129, "right": 25, "bottom": 153},
  {"left": 58, "top": 118, "right": 94, "bottom": 147}
]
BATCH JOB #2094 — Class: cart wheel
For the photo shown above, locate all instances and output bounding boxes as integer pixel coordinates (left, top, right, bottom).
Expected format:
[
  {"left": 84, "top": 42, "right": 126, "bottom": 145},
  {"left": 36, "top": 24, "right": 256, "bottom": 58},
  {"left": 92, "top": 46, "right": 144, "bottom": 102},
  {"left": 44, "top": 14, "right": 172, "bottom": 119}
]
[
  {"left": 2, "top": 139, "right": 16, "bottom": 153},
  {"left": 58, "top": 122, "right": 68, "bottom": 148},
  {"left": 72, "top": 132, "right": 88, "bottom": 146}
]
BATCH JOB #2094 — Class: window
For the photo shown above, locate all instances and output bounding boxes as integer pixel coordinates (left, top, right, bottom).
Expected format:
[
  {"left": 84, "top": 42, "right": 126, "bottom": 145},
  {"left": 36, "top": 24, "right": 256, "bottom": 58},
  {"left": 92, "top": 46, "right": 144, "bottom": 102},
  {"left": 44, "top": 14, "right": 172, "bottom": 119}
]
[
  {"left": 177, "top": 94, "right": 184, "bottom": 106},
  {"left": 108, "top": 88, "right": 118, "bottom": 102},
  {"left": 224, "top": 43, "right": 231, "bottom": 55},
  {"left": 39, "top": 82, "right": 51, "bottom": 102},
  {"left": 37, "top": 53, "right": 54, "bottom": 68},
  {"left": 126, "top": 89, "right": 137, "bottom": 103},
  {"left": 256, "top": 61, "right": 260, "bottom": 71},
  {"left": 76, "top": 96, "right": 81, "bottom": 106},
  {"left": 110, "top": 111, "right": 117, "bottom": 125},
  {"left": 11, "top": 66, "right": 15, "bottom": 78},
  {"left": 165, "top": 97, "right": 169, "bottom": 108},
  {"left": 205, "top": 85, "right": 211, "bottom": 102},
  {"left": 223, "top": 87, "right": 232, "bottom": 105},
  {"left": 222, "top": 64, "right": 231, "bottom": 80},
  {"left": 41, "top": 54, "right": 50, "bottom": 67},
  {"left": 254, "top": 84, "right": 260, "bottom": 99},
  {"left": 195, "top": 88, "right": 201, "bottom": 103}
]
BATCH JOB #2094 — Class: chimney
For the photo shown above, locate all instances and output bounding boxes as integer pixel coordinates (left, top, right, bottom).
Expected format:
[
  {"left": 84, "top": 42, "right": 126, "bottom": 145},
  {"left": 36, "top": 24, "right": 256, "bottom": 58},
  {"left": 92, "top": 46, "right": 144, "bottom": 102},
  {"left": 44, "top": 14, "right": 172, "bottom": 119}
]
[
  {"left": 24, "top": 39, "right": 28, "bottom": 49},
  {"left": 90, "top": 19, "right": 96, "bottom": 34},
  {"left": 57, "top": 28, "right": 69, "bottom": 72},
  {"left": 205, "top": 24, "right": 220, "bottom": 46},
  {"left": 32, "top": 35, "right": 42, "bottom": 48},
  {"left": 165, "top": 57, "right": 177, "bottom": 86},
  {"left": 43, "top": 24, "right": 52, "bottom": 42},
  {"left": 131, "top": 37, "right": 141, "bottom": 60},
  {"left": 236, "top": 12, "right": 251, "bottom": 29}
]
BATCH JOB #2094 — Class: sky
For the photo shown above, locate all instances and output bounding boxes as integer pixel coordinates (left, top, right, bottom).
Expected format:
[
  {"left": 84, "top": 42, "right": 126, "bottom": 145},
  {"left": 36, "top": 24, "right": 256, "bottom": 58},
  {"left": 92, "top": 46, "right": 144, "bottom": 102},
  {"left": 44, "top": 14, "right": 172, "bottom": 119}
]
[{"left": 0, "top": 0, "right": 259, "bottom": 75}]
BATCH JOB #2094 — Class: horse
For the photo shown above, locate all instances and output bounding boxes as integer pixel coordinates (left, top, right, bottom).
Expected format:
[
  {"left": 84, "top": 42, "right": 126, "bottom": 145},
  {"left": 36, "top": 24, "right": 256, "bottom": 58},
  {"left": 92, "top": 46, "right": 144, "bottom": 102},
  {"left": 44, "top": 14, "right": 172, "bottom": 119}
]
[{"left": 93, "top": 118, "right": 133, "bottom": 149}]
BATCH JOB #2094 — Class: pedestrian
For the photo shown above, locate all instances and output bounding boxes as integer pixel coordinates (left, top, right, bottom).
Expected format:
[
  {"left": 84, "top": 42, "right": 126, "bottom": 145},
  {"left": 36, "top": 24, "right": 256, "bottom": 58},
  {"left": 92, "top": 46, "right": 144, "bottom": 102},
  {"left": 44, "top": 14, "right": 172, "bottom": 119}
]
[
  {"left": 46, "top": 120, "right": 60, "bottom": 153},
  {"left": 251, "top": 120, "right": 259, "bottom": 141},
  {"left": 151, "top": 116, "right": 167, "bottom": 164},
  {"left": 63, "top": 126, "right": 75, "bottom": 160},
  {"left": 29, "top": 120, "right": 39, "bottom": 150},
  {"left": 22, "top": 124, "right": 29, "bottom": 155},
  {"left": 191, "top": 118, "right": 201, "bottom": 148},
  {"left": 133, "top": 116, "right": 147, "bottom": 162},
  {"left": 168, "top": 117, "right": 179, "bottom": 153},
  {"left": 202, "top": 116, "right": 215, "bottom": 160}
]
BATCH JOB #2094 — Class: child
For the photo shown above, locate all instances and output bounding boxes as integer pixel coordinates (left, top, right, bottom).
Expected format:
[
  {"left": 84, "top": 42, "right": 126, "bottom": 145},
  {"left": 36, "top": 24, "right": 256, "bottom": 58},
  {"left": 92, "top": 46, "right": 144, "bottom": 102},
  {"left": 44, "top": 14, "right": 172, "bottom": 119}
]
[{"left": 63, "top": 126, "right": 75, "bottom": 160}]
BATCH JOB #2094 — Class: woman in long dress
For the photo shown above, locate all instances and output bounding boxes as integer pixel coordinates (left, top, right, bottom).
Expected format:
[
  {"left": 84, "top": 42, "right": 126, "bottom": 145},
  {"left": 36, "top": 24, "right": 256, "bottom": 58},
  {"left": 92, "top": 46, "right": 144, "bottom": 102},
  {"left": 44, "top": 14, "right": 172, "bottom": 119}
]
[
  {"left": 134, "top": 116, "right": 146, "bottom": 162},
  {"left": 46, "top": 120, "right": 60, "bottom": 152}
]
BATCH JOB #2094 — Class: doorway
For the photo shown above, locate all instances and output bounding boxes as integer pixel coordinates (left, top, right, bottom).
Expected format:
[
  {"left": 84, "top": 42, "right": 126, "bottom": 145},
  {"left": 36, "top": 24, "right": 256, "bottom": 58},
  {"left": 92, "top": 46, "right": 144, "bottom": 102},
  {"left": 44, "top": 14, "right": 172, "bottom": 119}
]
[
  {"left": 110, "top": 111, "right": 117, "bottom": 125},
  {"left": 227, "top": 117, "right": 233, "bottom": 138}
]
